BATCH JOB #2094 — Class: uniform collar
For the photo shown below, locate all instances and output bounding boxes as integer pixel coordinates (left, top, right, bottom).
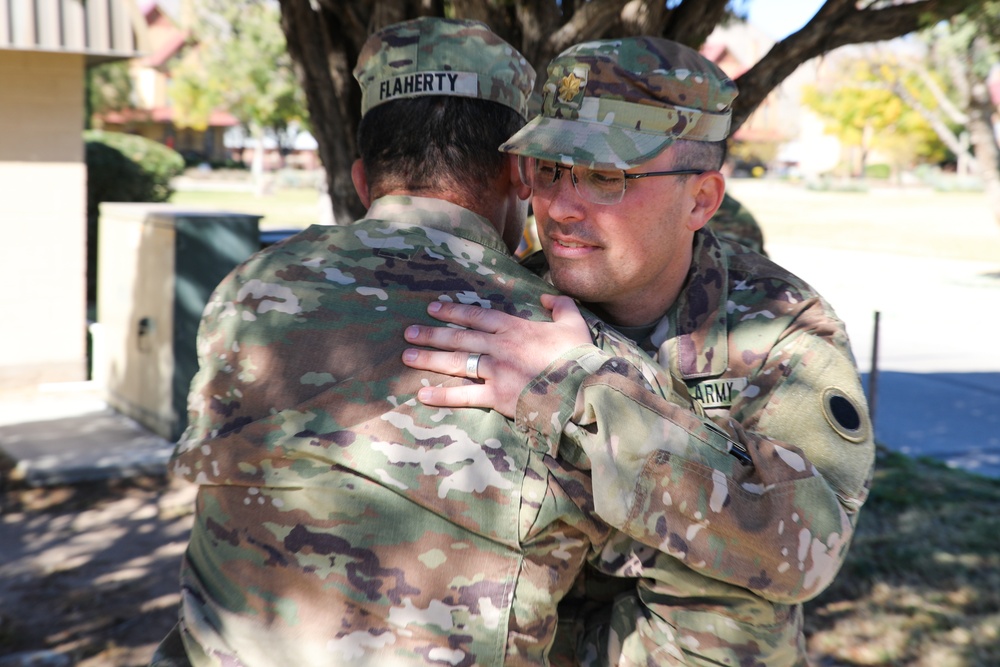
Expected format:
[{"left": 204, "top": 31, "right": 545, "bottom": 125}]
[
  {"left": 364, "top": 195, "right": 510, "bottom": 256},
  {"left": 650, "top": 229, "right": 730, "bottom": 379}
]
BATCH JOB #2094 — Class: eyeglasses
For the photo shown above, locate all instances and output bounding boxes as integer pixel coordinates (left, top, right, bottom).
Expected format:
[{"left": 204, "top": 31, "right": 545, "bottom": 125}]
[{"left": 517, "top": 155, "right": 705, "bottom": 205}]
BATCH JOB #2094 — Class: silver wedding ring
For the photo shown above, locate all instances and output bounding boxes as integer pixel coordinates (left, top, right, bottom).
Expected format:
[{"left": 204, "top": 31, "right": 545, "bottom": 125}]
[{"left": 466, "top": 353, "right": 482, "bottom": 380}]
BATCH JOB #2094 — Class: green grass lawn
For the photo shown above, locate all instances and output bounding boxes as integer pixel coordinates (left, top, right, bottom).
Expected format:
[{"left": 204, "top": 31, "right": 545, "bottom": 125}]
[{"left": 169, "top": 187, "right": 322, "bottom": 230}]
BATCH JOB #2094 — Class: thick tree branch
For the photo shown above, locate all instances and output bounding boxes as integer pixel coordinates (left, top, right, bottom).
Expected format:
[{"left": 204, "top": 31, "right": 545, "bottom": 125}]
[
  {"left": 450, "top": 0, "right": 492, "bottom": 26},
  {"left": 663, "top": 0, "right": 730, "bottom": 48},
  {"left": 619, "top": 0, "right": 666, "bottom": 36},
  {"left": 512, "top": 0, "right": 549, "bottom": 67},
  {"left": 550, "top": 0, "right": 626, "bottom": 54}
]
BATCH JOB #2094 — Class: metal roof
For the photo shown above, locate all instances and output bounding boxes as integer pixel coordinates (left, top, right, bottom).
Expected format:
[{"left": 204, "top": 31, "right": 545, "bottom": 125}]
[{"left": 0, "top": 0, "right": 146, "bottom": 64}]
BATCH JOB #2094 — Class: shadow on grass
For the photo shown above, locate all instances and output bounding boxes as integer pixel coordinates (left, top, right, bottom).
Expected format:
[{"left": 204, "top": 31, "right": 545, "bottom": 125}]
[
  {"left": 805, "top": 447, "right": 1000, "bottom": 666},
  {"left": 0, "top": 476, "right": 193, "bottom": 666}
]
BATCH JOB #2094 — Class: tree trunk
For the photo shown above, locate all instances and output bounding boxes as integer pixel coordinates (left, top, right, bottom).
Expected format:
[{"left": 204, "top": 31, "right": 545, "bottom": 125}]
[
  {"left": 250, "top": 123, "right": 266, "bottom": 197},
  {"left": 958, "top": 132, "right": 972, "bottom": 176},
  {"left": 279, "top": 0, "right": 366, "bottom": 224},
  {"left": 967, "top": 82, "right": 1000, "bottom": 227},
  {"left": 662, "top": 0, "right": 729, "bottom": 48}
]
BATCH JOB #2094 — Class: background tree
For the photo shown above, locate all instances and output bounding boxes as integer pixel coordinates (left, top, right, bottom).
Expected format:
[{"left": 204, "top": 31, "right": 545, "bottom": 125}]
[
  {"left": 171, "top": 0, "right": 307, "bottom": 194},
  {"left": 832, "top": 2, "right": 1000, "bottom": 223},
  {"left": 918, "top": 4, "right": 1000, "bottom": 223},
  {"left": 277, "top": 0, "right": 984, "bottom": 223},
  {"left": 802, "top": 54, "right": 948, "bottom": 179},
  {"left": 85, "top": 61, "right": 135, "bottom": 129}
]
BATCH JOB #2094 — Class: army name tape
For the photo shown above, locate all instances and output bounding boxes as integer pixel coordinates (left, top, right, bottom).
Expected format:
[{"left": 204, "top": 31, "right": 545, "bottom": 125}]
[
  {"left": 371, "top": 71, "right": 478, "bottom": 106},
  {"left": 689, "top": 377, "right": 748, "bottom": 409}
]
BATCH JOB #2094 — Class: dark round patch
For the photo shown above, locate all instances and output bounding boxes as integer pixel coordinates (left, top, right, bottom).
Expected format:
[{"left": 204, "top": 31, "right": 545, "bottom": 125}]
[
  {"left": 828, "top": 394, "right": 861, "bottom": 431},
  {"left": 822, "top": 387, "right": 869, "bottom": 443}
]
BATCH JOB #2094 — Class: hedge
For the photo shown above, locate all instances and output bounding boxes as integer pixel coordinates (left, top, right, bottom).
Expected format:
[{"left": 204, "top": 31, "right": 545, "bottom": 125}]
[{"left": 85, "top": 130, "right": 185, "bottom": 302}]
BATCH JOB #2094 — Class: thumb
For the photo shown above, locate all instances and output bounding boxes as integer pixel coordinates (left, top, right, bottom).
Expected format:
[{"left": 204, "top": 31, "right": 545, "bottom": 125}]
[{"left": 543, "top": 294, "right": 586, "bottom": 329}]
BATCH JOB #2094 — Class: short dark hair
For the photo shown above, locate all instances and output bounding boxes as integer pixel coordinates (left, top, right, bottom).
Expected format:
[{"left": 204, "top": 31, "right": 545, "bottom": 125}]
[
  {"left": 672, "top": 138, "right": 728, "bottom": 171},
  {"left": 358, "top": 96, "right": 525, "bottom": 196}
]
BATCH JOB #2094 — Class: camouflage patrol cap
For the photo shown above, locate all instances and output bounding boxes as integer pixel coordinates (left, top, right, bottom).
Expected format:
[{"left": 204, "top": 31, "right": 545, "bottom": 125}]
[
  {"left": 354, "top": 17, "right": 535, "bottom": 119},
  {"left": 500, "top": 37, "right": 738, "bottom": 169}
]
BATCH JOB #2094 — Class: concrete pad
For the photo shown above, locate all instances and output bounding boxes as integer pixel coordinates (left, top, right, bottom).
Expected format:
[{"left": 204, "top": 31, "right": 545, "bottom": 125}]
[{"left": 0, "top": 382, "right": 175, "bottom": 487}]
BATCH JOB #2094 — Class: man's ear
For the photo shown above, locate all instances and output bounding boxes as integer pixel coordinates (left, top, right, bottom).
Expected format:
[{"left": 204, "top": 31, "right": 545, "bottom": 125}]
[
  {"left": 351, "top": 159, "right": 371, "bottom": 208},
  {"left": 687, "top": 171, "right": 726, "bottom": 231},
  {"left": 508, "top": 153, "right": 531, "bottom": 201}
]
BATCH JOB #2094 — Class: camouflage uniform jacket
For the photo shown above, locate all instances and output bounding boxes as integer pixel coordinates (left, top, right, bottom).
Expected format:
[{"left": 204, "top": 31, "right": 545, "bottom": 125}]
[
  {"left": 707, "top": 192, "right": 767, "bottom": 256},
  {"left": 523, "top": 230, "right": 875, "bottom": 666},
  {"left": 166, "top": 196, "right": 689, "bottom": 667}
]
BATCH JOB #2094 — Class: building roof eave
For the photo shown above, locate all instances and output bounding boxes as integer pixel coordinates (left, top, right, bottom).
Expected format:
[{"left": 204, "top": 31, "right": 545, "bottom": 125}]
[{"left": 1, "top": 0, "right": 147, "bottom": 59}]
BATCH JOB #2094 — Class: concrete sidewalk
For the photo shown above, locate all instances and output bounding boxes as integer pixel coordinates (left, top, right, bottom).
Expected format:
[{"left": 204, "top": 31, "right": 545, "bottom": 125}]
[{"left": 0, "top": 383, "right": 175, "bottom": 486}]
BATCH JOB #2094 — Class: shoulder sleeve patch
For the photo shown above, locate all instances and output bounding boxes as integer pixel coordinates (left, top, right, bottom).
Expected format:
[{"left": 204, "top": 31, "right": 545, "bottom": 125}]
[{"left": 822, "top": 387, "right": 869, "bottom": 443}]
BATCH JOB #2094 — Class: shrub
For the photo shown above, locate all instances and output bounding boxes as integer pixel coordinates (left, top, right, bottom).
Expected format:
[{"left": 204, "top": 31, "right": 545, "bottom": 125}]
[
  {"left": 864, "top": 163, "right": 891, "bottom": 180},
  {"left": 85, "top": 130, "right": 185, "bottom": 302},
  {"left": 85, "top": 130, "right": 184, "bottom": 208}
]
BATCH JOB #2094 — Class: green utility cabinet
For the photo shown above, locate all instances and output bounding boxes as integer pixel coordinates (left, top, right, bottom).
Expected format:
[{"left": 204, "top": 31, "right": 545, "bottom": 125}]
[{"left": 97, "top": 204, "right": 261, "bottom": 442}]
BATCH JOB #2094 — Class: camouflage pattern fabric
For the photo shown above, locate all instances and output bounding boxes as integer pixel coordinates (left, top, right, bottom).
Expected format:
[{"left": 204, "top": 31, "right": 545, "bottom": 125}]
[
  {"left": 706, "top": 192, "right": 767, "bottom": 256},
  {"left": 519, "top": 230, "right": 874, "bottom": 666},
  {"left": 354, "top": 17, "right": 535, "bottom": 119},
  {"left": 501, "top": 37, "right": 737, "bottom": 170},
  {"left": 160, "top": 196, "right": 700, "bottom": 667}
]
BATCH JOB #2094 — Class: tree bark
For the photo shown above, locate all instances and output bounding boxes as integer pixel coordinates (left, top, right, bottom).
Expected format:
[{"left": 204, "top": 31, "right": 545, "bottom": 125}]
[
  {"left": 250, "top": 123, "right": 266, "bottom": 197},
  {"left": 967, "top": 35, "right": 1000, "bottom": 226},
  {"left": 549, "top": 0, "right": 627, "bottom": 55},
  {"left": 279, "top": 0, "right": 366, "bottom": 223},
  {"left": 662, "top": 0, "right": 730, "bottom": 48}
]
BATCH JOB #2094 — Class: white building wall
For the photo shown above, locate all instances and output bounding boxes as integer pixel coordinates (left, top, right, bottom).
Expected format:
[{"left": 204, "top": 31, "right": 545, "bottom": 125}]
[{"left": 0, "top": 50, "right": 88, "bottom": 390}]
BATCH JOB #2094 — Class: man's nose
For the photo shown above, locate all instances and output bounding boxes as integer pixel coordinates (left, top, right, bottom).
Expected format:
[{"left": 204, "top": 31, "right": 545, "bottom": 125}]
[{"left": 545, "top": 167, "right": 586, "bottom": 222}]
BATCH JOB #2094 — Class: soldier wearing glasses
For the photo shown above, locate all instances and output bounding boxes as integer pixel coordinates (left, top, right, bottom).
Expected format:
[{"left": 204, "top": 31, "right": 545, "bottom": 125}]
[{"left": 404, "top": 37, "right": 875, "bottom": 666}]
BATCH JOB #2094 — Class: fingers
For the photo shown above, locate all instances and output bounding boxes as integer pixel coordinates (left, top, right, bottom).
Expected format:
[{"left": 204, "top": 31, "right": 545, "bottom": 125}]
[
  {"left": 426, "top": 301, "right": 506, "bottom": 333},
  {"left": 403, "top": 323, "right": 487, "bottom": 354},
  {"left": 402, "top": 346, "right": 514, "bottom": 417},
  {"left": 405, "top": 301, "right": 519, "bottom": 352},
  {"left": 402, "top": 348, "right": 490, "bottom": 380},
  {"left": 414, "top": 383, "right": 497, "bottom": 410},
  {"left": 541, "top": 293, "right": 591, "bottom": 345}
]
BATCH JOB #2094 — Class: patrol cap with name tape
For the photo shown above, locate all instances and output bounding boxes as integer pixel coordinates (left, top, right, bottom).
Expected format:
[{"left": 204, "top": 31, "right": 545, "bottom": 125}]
[
  {"left": 353, "top": 17, "right": 536, "bottom": 119},
  {"left": 500, "top": 37, "right": 738, "bottom": 170}
]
